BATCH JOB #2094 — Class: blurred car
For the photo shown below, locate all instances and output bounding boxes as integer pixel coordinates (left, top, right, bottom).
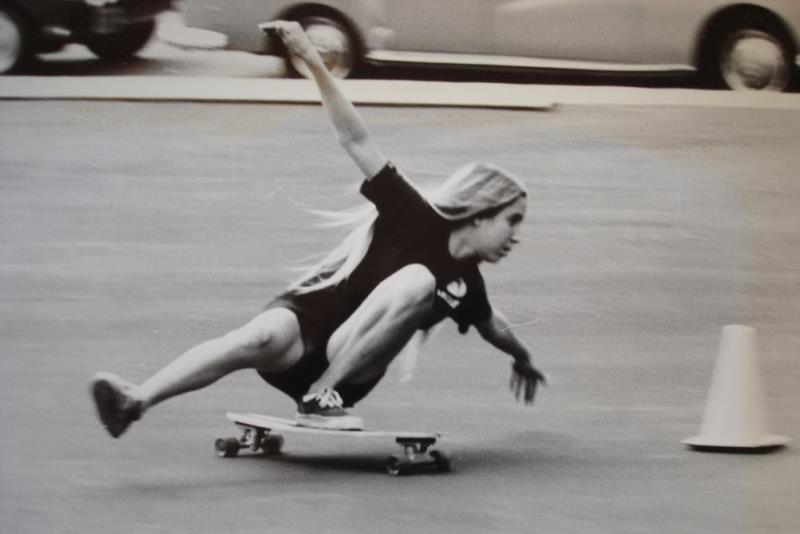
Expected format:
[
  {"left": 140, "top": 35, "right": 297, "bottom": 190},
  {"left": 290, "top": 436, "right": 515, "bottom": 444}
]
[
  {"left": 0, "top": 0, "right": 173, "bottom": 73},
  {"left": 176, "top": 0, "right": 800, "bottom": 91}
]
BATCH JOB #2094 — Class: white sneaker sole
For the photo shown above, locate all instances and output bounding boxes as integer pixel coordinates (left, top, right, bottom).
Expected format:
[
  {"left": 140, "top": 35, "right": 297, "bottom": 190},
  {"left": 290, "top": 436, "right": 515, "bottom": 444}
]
[{"left": 295, "top": 413, "right": 364, "bottom": 431}]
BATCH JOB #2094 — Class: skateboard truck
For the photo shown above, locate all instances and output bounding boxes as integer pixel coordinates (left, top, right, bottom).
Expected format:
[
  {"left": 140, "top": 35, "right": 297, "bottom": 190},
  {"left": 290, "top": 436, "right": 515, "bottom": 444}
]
[
  {"left": 386, "top": 437, "right": 450, "bottom": 476},
  {"left": 215, "top": 424, "right": 285, "bottom": 458}
]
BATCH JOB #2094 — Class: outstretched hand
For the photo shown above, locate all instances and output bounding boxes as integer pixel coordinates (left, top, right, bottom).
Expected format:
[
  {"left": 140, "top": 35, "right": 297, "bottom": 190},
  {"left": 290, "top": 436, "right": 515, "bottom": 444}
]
[
  {"left": 510, "top": 361, "right": 548, "bottom": 404},
  {"left": 258, "top": 20, "right": 320, "bottom": 67}
]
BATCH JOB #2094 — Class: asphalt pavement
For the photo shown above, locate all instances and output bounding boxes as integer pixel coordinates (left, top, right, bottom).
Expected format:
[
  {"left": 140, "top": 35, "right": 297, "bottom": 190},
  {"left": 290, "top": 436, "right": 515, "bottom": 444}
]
[{"left": 1, "top": 27, "right": 799, "bottom": 534}]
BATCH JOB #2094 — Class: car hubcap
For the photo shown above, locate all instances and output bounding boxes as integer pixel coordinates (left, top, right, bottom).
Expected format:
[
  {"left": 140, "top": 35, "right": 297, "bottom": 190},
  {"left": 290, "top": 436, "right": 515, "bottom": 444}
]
[
  {"left": 0, "top": 12, "right": 22, "bottom": 73},
  {"left": 721, "top": 29, "right": 789, "bottom": 91},
  {"left": 289, "top": 20, "right": 354, "bottom": 79}
]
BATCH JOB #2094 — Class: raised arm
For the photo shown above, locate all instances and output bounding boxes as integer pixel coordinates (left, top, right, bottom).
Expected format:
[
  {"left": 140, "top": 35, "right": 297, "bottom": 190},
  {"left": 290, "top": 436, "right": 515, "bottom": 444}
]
[{"left": 259, "top": 21, "right": 388, "bottom": 179}]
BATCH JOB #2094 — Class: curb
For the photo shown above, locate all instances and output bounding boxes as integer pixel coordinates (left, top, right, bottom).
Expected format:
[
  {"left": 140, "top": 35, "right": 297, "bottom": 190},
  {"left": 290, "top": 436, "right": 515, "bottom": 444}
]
[
  {"left": 1, "top": 76, "right": 799, "bottom": 110},
  {"left": 0, "top": 77, "right": 555, "bottom": 110}
]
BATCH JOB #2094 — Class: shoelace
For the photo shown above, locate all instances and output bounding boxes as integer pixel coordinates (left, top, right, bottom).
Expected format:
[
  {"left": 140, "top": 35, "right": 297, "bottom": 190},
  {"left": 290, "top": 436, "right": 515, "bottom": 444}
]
[{"left": 315, "top": 388, "right": 344, "bottom": 409}]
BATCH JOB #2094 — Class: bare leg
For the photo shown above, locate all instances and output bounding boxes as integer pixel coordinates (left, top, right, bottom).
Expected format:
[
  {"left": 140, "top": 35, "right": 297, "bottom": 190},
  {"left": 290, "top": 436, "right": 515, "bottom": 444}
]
[
  {"left": 311, "top": 264, "right": 436, "bottom": 391},
  {"left": 136, "top": 308, "right": 304, "bottom": 411},
  {"left": 91, "top": 308, "right": 304, "bottom": 437}
]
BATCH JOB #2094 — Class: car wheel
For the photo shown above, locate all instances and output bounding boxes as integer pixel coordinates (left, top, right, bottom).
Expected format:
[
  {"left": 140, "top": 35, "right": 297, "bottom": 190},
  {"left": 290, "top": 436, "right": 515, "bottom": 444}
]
[
  {"left": 707, "top": 13, "right": 794, "bottom": 91},
  {"left": 286, "top": 16, "right": 357, "bottom": 79},
  {"left": 0, "top": 5, "right": 31, "bottom": 74},
  {"left": 85, "top": 19, "right": 156, "bottom": 61}
]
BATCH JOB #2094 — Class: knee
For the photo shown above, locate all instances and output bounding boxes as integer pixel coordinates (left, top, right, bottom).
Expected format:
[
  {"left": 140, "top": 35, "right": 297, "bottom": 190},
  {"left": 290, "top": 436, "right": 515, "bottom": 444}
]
[
  {"left": 223, "top": 309, "right": 291, "bottom": 355},
  {"left": 222, "top": 318, "right": 273, "bottom": 357},
  {"left": 386, "top": 264, "right": 436, "bottom": 309}
]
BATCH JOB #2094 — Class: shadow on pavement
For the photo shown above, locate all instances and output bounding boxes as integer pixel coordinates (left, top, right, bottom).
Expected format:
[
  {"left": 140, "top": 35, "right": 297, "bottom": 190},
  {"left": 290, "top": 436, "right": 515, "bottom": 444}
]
[
  {"left": 253, "top": 453, "right": 408, "bottom": 475},
  {"left": 366, "top": 63, "right": 800, "bottom": 93},
  {"left": 361, "top": 63, "right": 703, "bottom": 90},
  {"left": 207, "top": 430, "right": 576, "bottom": 477}
]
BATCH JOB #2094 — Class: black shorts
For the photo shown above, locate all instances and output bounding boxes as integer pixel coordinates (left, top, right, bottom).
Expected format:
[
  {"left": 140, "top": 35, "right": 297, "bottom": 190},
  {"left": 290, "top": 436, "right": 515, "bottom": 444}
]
[{"left": 255, "top": 292, "right": 383, "bottom": 407}]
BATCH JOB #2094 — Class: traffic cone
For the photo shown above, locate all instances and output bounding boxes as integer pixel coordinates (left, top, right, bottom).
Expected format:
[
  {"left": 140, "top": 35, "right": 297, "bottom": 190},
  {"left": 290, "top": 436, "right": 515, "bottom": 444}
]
[{"left": 683, "top": 325, "right": 790, "bottom": 452}]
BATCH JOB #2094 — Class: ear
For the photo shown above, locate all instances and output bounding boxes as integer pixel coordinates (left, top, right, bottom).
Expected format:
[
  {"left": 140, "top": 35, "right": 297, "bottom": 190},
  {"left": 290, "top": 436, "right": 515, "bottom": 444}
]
[{"left": 471, "top": 216, "right": 487, "bottom": 227}]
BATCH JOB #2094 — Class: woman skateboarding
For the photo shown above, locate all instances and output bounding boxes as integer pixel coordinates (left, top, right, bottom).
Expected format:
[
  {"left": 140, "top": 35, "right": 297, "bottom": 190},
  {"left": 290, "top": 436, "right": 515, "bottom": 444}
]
[{"left": 90, "top": 21, "right": 546, "bottom": 436}]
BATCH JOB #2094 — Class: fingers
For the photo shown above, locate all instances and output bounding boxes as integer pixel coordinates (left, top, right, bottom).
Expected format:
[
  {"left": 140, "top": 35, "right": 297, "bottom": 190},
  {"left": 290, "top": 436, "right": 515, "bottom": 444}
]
[
  {"left": 258, "top": 20, "right": 320, "bottom": 66},
  {"left": 258, "top": 20, "right": 302, "bottom": 40},
  {"left": 258, "top": 20, "right": 294, "bottom": 32},
  {"left": 510, "top": 367, "right": 546, "bottom": 404},
  {"left": 510, "top": 370, "right": 534, "bottom": 403},
  {"left": 509, "top": 371, "right": 521, "bottom": 400},
  {"left": 257, "top": 21, "right": 281, "bottom": 36},
  {"left": 524, "top": 376, "right": 538, "bottom": 404}
]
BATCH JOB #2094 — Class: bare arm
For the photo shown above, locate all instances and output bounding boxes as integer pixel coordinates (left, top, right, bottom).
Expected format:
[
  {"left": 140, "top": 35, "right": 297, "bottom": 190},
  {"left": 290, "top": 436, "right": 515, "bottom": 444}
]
[
  {"left": 259, "top": 21, "right": 387, "bottom": 179},
  {"left": 475, "top": 308, "right": 548, "bottom": 404}
]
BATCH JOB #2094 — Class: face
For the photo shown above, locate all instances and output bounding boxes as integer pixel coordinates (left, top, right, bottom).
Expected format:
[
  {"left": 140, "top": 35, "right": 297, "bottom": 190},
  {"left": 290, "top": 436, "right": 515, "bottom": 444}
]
[{"left": 470, "top": 196, "right": 527, "bottom": 263}]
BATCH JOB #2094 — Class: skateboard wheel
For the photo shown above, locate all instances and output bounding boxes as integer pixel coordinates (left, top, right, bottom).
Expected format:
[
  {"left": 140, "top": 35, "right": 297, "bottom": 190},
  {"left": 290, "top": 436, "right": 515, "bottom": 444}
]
[
  {"left": 261, "top": 434, "right": 284, "bottom": 455},
  {"left": 215, "top": 437, "right": 241, "bottom": 458},
  {"left": 385, "top": 455, "right": 412, "bottom": 476},
  {"left": 429, "top": 450, "right": 450, "bottom": 472}
]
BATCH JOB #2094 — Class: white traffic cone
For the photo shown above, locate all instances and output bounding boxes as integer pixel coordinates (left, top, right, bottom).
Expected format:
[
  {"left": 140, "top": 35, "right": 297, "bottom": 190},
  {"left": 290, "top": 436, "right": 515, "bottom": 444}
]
[{"left": 684, "top": 325, "right": 790, "bottom": 452}]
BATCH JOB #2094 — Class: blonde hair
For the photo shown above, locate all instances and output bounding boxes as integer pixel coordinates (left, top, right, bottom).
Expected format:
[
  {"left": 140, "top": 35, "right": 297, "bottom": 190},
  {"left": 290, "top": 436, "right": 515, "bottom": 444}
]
[{"left": 287, "top": 162, "right": 526, "bottom": 294}]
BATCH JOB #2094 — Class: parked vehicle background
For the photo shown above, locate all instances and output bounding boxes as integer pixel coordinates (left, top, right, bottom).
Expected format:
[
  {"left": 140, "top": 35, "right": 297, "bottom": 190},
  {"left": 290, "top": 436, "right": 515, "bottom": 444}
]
[
  {"left": 178, "top": 0, "right": 800, "bottom": 91},
  {"left": 0, "top": 0, "right": 173, "bottom": 74}
]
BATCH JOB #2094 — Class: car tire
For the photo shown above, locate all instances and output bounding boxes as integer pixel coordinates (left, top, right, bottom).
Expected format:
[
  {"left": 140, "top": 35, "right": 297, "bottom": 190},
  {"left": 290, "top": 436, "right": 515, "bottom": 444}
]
[
  {"left": 85, "top": 19, "right": 156, "bottom": 61},
  {"left": 285, "top": 16, "right": 358, "bottom": 79},
  {"left": 0, "top": 4, "right": 32, "bottom": 74},
  {"left": 704, "top": 12, "right": 795, "bottom": 92}
]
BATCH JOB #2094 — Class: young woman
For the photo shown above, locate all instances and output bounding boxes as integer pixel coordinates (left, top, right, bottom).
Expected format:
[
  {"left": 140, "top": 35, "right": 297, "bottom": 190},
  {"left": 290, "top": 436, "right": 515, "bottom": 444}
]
[{"left": 90, "top": 21, "right": 546, "bottom": 436}]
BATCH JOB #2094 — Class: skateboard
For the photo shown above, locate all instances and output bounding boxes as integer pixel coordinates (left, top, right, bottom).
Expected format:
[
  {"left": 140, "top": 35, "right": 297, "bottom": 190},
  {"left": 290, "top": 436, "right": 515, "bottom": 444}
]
[{"left": 216, "top": 412, "right": 449, "bottom": 476}]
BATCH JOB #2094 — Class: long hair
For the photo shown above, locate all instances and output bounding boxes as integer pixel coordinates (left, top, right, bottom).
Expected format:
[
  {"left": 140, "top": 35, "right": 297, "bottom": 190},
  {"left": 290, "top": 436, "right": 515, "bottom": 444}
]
[{"left": 287, "top": 162, "right": 527, "bottom": 294}]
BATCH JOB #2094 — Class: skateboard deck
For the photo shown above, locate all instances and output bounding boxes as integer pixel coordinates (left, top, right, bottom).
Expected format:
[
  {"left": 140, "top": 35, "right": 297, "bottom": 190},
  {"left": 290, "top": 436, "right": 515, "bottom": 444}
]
[{"left": 216, "top": 412, "right": 449, "bottom": 476}]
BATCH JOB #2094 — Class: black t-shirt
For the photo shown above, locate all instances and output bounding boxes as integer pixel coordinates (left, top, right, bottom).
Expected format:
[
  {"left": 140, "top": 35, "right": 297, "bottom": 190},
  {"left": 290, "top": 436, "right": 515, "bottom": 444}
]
[
  {"left": 286, "top": 163, "right": 492, "bottom": 339},
  {"left": 263, "top": 163, "right": 494, "bottom": 403},
  {"left": 351, "top": 163, "right": 491, "bottom": 331}
]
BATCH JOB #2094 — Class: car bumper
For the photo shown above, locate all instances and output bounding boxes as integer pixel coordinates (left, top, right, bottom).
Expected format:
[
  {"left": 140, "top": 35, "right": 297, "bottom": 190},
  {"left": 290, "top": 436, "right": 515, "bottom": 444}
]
[{"left": 156, "top": 13, "right": 229, "bottom": 50}]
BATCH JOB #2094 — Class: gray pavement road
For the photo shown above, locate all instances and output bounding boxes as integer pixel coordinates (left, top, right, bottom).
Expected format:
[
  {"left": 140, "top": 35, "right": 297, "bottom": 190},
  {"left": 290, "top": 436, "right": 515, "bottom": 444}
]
[{"left": 1, "top": 100, "right": 799, "bottom": 534}]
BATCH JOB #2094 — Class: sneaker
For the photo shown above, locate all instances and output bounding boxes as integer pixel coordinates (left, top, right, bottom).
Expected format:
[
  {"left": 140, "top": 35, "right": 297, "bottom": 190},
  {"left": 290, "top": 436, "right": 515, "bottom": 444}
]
[
  {"left": 90, "top": 372, "right": 143, "bottom": 438},
  {"left": 296, "top": 387, "right": 364, "bottom": 430}
]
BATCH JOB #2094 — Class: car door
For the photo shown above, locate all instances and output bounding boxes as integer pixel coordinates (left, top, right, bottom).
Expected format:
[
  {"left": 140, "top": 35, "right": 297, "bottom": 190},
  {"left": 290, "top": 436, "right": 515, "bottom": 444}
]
[
  {"left": 377, "top": 1, "right": 492, "bottom": 54},
  {"left": 492, "top": 0, "right": 646, "bottom": 64}
]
